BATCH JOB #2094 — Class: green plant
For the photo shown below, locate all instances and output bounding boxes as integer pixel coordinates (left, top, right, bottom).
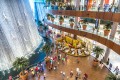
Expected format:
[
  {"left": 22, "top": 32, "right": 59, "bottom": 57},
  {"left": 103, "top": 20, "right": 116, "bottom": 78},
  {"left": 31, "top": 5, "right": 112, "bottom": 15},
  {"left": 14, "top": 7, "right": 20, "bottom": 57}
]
[
  {"left": 86, "top": 18, "right": 96, "bottom": 23},
  {"left": 69, "top": 18, "right": 74, "bottom": 23},
  {"left": 93, "top": 46, "right": 104, "bottom": 59},
  {"left": 46, "top": 0, "right": 54, "bottom": 3},
  {"left": 46, "top": 0, "right": 61, "bottom": 3},
  {"left": 47, "top": 13, "right": 51, "bottom": 17},
  {"left": 82, "top": 18, "right": 88, "bottom": 25},
  {"left": 43, "top": 25, "right": 48, "bottom": 32},
  {"left": 103, "top": 23, "right": 112, "bottom": 30},
  {"left": 51, "top": 15, "right": 55, "bottom": 19},
  {"left": 13, "top": 57, "right": 29, "bottom": 74},
  {"left": 59, "top": 16, "right": 64, "bottom": 22},
  {"left": 37, "top": 21, "right": 43, "bottom": 27},
  {"left": 105, "top": 73, "right": 120, "bottom": 80},
  {"left": 42, "top": 42, "right": 54, "bottom": 56}
]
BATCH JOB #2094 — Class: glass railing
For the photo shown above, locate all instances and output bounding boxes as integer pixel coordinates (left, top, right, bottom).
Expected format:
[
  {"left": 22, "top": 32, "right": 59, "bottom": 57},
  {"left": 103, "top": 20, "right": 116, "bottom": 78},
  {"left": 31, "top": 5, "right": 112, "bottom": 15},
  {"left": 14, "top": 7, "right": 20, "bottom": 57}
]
[
  {"left": 47, "top": 20, "right": 120, "bottom": 45},
  {"left": 47, "top": 5, "right": 120, "bottom": 13}
]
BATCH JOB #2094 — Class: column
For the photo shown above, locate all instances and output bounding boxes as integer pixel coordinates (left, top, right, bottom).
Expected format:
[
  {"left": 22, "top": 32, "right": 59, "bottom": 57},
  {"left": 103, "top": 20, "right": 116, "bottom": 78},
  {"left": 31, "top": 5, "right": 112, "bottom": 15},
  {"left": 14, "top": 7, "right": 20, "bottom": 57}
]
[
  {"left": 118, "top": 0, "right": 120, "bottom": 12},
  {"left": 74, "top": 0, "right": 80, "bottom": 39},
  {"left": 104, "top": 22, "right": 118, "bottom": 62},
  {"left": 100, "top": 0, "right": 104, "bottom": 10}
]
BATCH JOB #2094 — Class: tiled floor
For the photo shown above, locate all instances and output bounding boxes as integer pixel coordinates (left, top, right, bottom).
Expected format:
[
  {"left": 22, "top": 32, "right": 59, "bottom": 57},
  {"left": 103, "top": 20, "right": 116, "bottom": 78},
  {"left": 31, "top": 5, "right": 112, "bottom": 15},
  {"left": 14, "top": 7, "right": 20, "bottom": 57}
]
[{"left": 27, "top": 51, "right": 110, "bottom": 80}]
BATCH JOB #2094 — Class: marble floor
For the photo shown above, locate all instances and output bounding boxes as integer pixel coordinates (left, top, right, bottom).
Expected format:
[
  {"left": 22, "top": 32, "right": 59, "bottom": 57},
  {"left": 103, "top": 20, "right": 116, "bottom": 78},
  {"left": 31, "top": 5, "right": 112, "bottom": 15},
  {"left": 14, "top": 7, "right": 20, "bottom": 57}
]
[{"left": 27, "top": 51, "right": 110, "bottom": 80}]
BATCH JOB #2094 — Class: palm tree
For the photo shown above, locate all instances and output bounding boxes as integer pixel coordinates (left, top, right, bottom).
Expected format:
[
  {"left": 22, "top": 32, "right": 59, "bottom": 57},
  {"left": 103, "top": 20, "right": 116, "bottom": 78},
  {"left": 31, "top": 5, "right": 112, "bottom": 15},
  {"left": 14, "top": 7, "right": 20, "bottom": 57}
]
[
  {"left": 13, "top": 57, "right": 29, "bottom": 74},
  {"left": 93, "top": 46, "right": 104, "bottom": 59},
  {"left": 105, "top": 73, "right": 120, "bottom": 80},
  {"left": 42, "top": 43, "right": 52, "bottom": 56}
]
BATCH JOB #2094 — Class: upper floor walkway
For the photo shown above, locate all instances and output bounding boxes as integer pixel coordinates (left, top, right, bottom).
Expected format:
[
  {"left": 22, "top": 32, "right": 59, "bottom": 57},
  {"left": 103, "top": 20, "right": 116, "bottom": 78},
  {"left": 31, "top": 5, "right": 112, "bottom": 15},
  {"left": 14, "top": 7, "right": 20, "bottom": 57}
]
[
  {"left": 47, "top": 10, "right": 120, "bottom": 22},
  {"left": 44, "top": 19, "right": 120, "bottom": 55}
]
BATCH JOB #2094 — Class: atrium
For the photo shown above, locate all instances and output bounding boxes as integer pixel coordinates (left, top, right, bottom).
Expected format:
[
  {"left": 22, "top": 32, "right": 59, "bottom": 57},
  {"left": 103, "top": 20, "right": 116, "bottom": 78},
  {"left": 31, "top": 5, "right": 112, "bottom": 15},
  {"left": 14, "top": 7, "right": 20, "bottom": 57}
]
[{"left": 0, "top": 0, "right": 120, "bottom": 80}]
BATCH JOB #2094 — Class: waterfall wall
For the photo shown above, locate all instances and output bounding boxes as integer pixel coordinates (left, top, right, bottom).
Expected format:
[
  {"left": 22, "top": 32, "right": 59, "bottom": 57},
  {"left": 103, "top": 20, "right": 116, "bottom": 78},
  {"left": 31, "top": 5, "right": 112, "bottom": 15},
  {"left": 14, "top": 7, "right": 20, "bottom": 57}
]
[
  {"left": 0, "top": 0, "right": 42, "bottom": 71},
  {"left": 34, "top": 1, "right": 48, "bottom": 22}
]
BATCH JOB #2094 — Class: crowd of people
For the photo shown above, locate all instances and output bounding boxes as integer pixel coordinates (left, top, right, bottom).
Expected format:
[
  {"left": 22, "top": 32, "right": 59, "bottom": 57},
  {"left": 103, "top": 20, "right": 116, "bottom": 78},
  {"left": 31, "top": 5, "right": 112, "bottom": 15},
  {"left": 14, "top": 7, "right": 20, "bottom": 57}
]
[
  {"left": 13, "top": 48, "right": 89, "bottom": 80},
  {"left": 8, "top": 27, "right": 120, "bottom": 80},
  {"left": 43, "top": 50, "right": 89, "bottom": 80},
  {"left": 49, "top": 2, "right": 119, "bottom": 13}
]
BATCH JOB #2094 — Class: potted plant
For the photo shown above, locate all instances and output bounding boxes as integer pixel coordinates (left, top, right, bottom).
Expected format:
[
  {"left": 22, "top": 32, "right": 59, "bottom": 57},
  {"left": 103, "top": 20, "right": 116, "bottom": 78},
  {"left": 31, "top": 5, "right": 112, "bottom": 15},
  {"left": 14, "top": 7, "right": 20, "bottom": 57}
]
[
  {"left": 105, "top": 73, "right": 120, "bottom": 80},
  {"left": 47, "top": 13, "right": 51, "bottom": 20},
  {"left": 59, "top": 16, "right": 64, "bottom": 25},
  {"left": 82, "top": 18, "right": 88, "bottom": 30},
  {"left": 69, "top": 18, "right": 74, "bottom": 28},
  {"left": 103, "top": 23, "right": 112, "bottom": 36},
  {"left": 13, "top": 57, "right": 29, "bottom": 80},
  {"left": 45, "top": 0, "right": 53, "bottom": 7},
  {"left": 93, "top": 46, "right": 104, "bottom": 66},
  {"left": 42, "top": 42, "right": 54, "bottom": 56},
  {"left": 51, "top": 15, "right": 55, "bottom": 22}
]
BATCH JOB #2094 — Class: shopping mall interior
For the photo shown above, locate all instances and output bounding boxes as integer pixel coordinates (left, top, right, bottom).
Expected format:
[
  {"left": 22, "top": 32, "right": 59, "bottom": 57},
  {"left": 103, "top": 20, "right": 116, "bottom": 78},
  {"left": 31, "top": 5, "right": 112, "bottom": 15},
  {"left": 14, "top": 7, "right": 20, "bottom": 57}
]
[{"left": 0, "top": 0, "right": 120, "bottom": 80}]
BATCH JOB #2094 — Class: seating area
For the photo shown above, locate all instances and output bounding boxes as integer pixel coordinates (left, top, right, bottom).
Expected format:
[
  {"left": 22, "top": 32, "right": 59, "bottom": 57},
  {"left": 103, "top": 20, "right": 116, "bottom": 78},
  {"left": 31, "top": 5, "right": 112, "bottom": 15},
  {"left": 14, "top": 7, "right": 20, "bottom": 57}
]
[{"left": 56, "top": 35, "right": 91, "bottom": 57}]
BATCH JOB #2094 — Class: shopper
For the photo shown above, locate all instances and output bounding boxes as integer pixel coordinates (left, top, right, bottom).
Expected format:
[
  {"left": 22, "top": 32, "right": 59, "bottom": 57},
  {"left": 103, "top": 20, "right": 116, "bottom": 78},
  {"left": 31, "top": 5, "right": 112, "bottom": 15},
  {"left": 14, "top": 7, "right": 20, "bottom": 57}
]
[
  {"left": 67, "top": 76, "right": 69, "bottom": 80},
  {"left": 70, "top": 70, "right": 73, "bottom": 77},
  {"left": 61, "top": 71, "right": 65, "bottom": 80},
  {"left": 98, "top": 4, "right": 100, "bottom": 12},
  {"left": 99, "top": 61, "right": 104, "bottom": 69},
  {"left": 109, "top": 63, "right": 112, "bottom": 70},
  {"left": 115, "top": 69, "right": 119, "bottom": 75},
  {"left": 106, "top": 58, "right": 109, "bottom": 65},
  {"left": 44, "top": 73, "right": 46, "bottom": 80},
  {"left": 114, "top": 66, "right": 119, "bottom": 73},
  {"left": 8, "top": 75, "right": 12, "bottom": 80},
  {"left": 75, "top": 74, "right": 79, "bottom": 80},
  {"left": 35, "top": 66, "right": 38, "bottom": 74},
  {"left": 77, "top": 70, "right": 82, "bottom": 78},
  {"left": 83, "top": 73, "right": 88, "bottom": 80},
  {"left": 62, "top": 57, "right": 65, "bottom": 65},
  {"left": 76, "top": 58, "right": 80, "bottom": 64},
  {"left": 114, "top": 6, "right": 118, "bottom": 13}
]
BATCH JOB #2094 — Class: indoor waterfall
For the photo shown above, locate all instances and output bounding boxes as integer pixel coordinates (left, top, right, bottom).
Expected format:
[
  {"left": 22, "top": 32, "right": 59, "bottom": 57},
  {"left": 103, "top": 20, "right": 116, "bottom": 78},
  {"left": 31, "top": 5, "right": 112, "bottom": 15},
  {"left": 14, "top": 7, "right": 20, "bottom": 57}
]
[{"left": 0, "top": 0, "right": 42, "bottom": 71}]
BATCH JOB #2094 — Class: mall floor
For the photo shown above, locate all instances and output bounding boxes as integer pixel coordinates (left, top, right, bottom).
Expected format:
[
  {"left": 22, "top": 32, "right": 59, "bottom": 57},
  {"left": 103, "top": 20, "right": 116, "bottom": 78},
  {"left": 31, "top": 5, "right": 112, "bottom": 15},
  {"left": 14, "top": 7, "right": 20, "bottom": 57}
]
[
  {"left": 28, "top": 51, "right": 110, "bottom": 80},
  {"left": 49, "top": 17, "right": 120, "bottom": 73}
]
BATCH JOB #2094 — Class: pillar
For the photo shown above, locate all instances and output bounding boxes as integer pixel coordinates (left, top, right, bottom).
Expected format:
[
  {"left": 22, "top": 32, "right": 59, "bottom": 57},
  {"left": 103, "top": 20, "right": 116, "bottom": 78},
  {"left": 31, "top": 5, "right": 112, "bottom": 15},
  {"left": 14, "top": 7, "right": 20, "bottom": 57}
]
[
  {"left": 100, "top": 0, "right": 104, "bottom": 10},
  {"left": 104, "top": 22, "right": 118, "bottom": 62},
  {"left": 118, "top": 0, "right": 120, "bottom": 12},
  {"left": 73, "top": 0, "right": 80, "bottom": 39}
]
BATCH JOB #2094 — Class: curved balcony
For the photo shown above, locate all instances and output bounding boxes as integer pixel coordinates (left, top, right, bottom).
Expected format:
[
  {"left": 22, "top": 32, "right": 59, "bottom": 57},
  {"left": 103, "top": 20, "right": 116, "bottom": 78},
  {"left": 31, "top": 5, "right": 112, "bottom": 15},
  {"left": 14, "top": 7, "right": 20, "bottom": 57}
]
[
  {"left": 44, "top": 20, "right": 120, "bottom": 55},
  {"left": 48, "top": 10, "right": 120, "bottom": 22}
]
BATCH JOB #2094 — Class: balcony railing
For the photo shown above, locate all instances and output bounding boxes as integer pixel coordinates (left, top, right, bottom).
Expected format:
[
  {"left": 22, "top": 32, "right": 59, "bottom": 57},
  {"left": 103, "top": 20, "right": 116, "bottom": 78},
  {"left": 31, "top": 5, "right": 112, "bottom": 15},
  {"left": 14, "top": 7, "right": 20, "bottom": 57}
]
[
  {"left": 46, "top": 9, "right": 120, "bottom": 22},
  {"left": 44, "top": 19, "right": 120, "bottom": 54}
]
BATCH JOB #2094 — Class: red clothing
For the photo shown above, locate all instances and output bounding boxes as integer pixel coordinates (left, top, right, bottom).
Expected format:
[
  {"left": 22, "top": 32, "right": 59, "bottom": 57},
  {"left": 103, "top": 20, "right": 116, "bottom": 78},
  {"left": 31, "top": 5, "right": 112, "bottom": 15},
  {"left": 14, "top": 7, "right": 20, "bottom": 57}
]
[
  {"left": 35, "top": 66, "right": 38, "bottom": 71},
  {"left": 84, "top": 73, "right": 88, "bottom": 78},
  {"left": 9, "top": 76, "right": 12, "bottom": 80}
]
